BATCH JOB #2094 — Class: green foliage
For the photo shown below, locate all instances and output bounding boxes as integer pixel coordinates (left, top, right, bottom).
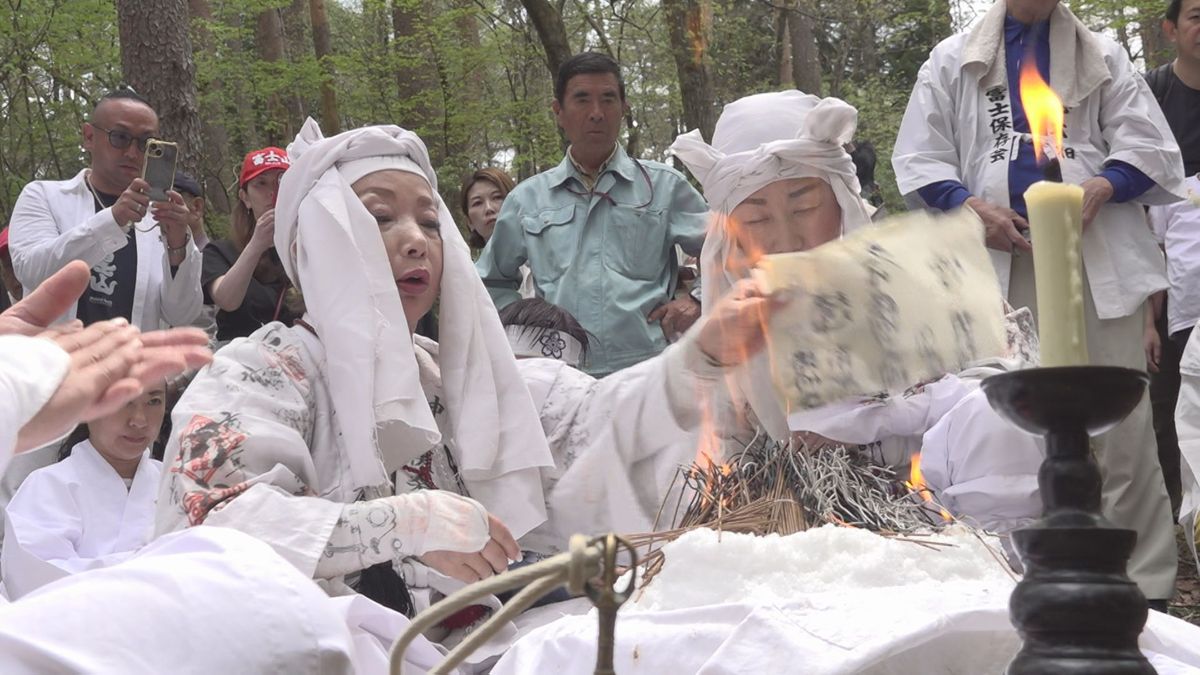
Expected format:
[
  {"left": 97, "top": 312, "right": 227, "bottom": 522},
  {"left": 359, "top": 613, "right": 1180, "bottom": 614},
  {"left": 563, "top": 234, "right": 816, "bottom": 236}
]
[{"left": 0, "top": 0, "right": 120, "bottom": 217}]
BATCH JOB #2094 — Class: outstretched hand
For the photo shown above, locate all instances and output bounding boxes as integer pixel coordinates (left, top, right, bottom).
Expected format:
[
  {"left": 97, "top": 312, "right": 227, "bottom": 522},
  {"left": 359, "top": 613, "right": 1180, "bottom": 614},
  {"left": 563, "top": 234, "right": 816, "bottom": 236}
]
[
  {"left": 0, "top": 260, "right": 91, "bottom": 337},
  {"left": 1, "top": 260, "right": 213, "bottom": 454},
  {"left": 695, "top": 276, "right": 790, "bottom": 368},
  {"left": 15, "top": 319, "right": 212, "bottom": 454}
]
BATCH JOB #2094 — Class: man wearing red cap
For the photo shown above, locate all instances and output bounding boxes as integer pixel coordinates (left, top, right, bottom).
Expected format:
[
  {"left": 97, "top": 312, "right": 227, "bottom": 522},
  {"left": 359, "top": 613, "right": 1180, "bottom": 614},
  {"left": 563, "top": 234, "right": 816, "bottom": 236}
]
[
  {"left": 7, "top": 88, "right": 202, "bottom": 331},
  {"left": 0, "top": 227, "right": 20, "bottom": 313}
]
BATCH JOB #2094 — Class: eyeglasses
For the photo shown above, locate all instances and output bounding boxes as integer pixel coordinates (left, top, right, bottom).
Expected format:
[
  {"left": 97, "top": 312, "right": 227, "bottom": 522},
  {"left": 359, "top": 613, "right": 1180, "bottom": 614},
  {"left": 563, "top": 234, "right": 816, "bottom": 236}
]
[{"left": 90, "top": 124, "right": 153, "bottom": 152}]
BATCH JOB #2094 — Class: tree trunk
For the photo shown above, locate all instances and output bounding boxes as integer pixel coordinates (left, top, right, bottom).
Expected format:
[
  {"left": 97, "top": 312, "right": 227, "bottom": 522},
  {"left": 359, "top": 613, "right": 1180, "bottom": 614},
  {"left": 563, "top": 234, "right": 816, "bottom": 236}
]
[
  {"left": 256, "top": 6, "right": 299, "bottom": 145},
  {"left": 392, "top": 0, "right": 442, "bottom": 161},
  {"left": 789, "top": 0, "right": 822, "bottom": 95},
  {"left": 663, "top": 0, "right": 717, "bottom": 142},
  {"left": 115, "top": 0, "right": 204, "bottom": 176},
  {"left": 776, "top": 7, "right": 791, "bottom": 87},
  {"left": 309, "top": 0, "right": 340, "bottom": 134},
  {"left": 520, "top": 0, "right": 572, "bottom": 79},
  {"left": 1140, "top": 9, "right": 1168, "bottom": 68},
  {"left": 187, "top": 0, "right": 232, "bottom": 215}
]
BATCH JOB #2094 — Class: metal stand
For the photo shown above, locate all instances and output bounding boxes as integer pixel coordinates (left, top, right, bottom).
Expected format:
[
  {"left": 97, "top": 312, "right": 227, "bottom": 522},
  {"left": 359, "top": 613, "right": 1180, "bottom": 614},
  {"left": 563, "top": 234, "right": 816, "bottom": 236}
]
[{"left": 982, "top": 366, "right": 1154, "bottom": 674}]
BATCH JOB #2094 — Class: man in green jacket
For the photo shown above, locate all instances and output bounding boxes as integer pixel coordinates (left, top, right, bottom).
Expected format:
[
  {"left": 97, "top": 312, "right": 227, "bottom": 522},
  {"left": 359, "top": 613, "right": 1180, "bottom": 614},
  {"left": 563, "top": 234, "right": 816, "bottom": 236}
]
[{"left": 477, "top": 52, "right": 708, "bottom": 376}]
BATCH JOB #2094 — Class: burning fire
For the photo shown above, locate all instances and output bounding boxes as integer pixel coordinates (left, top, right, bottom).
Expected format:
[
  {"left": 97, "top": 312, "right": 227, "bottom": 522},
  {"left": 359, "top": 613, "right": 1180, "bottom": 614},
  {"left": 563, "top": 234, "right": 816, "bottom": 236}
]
[
  {"left": 906, "top": 453, "right": 953, "bottom": 522},
  {"left": 1018, "top": 58, "right": 1064, "bottom": 165}
]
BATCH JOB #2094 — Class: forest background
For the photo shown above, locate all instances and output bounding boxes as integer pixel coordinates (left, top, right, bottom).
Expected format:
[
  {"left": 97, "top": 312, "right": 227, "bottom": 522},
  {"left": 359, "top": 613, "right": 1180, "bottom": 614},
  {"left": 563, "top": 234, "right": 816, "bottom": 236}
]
[{"left": 0, "top": 0, "right": 1178, "bottom": 236}]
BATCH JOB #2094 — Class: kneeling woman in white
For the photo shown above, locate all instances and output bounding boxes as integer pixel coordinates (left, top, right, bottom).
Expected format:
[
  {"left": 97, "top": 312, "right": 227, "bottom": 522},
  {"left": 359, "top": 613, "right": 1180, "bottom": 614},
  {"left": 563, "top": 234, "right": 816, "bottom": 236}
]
[{"left": 2, "top": 386, "right": 165, "bottom": 599}]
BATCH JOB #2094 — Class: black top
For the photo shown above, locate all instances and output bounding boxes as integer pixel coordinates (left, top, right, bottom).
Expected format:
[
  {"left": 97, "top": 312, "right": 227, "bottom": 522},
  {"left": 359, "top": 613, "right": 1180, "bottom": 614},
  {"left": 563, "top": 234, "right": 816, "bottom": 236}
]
[
  {"left": 78, "top": 188, "right": 137, "bottom": 325},
  {"left": 201, "top": 239, "right": 296, "bottom": 341},
  {"left": 1146, "top": 64, "right": 1200, "bottom": 176}
]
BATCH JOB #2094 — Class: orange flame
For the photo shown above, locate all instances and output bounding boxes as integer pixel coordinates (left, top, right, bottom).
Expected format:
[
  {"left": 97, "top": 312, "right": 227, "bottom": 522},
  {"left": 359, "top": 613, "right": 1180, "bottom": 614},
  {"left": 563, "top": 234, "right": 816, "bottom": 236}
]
[
  {"left": 1018, "top": 59, "right": 1064, "bottom": 165},
  {"left": 690, "top": 211, "right": 779, "bottom": 492},
  {"left": 906, "top": 453, "right": 953, "bottom": 522}
]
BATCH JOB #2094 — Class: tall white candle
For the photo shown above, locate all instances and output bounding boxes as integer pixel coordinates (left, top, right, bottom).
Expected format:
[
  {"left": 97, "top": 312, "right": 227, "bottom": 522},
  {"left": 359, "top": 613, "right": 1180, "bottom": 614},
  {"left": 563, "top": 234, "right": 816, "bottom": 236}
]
[{"left": 1024, "top": 180, "right": 1089, "bottom": 367}]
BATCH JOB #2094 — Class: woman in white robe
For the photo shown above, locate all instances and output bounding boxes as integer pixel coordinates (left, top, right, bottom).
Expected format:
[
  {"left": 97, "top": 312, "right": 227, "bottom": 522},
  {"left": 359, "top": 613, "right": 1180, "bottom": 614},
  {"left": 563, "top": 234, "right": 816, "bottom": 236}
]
[
  {"left": 152, "top": 120, "right": 765, "bottom": 631},
  {"left": 669, "top": 89, "right": 1044, "bottom": 532},
  {"left": 3, "top": 384, "right": 166, "bottom": 600}
]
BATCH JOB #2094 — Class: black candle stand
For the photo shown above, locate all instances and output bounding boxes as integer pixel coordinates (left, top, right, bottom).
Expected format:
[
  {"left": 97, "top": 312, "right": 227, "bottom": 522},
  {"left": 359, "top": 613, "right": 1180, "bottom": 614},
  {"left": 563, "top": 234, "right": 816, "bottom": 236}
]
[{"left": 982, "top": 366, "right": 1155, "bottom": 675}]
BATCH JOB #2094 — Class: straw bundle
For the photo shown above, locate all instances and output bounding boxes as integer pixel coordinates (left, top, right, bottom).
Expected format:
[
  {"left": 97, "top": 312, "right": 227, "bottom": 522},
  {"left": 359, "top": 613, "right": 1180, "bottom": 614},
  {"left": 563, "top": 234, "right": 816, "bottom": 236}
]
[{"left": 625, "top": 431, "right": 952, "bottom": 585}]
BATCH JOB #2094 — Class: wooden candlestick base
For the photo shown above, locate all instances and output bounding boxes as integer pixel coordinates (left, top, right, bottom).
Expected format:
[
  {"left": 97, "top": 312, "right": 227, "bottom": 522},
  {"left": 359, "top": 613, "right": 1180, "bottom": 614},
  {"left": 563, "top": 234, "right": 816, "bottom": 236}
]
[{"left": 982, "top": 366, "right": 1154, "bottom": 675}]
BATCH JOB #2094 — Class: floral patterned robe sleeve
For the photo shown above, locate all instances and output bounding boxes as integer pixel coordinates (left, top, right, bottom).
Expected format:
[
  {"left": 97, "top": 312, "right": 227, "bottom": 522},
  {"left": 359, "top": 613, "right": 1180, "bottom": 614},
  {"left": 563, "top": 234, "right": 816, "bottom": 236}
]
[{"left": 153, "top": 325, "right": 392, "bottom": 579}]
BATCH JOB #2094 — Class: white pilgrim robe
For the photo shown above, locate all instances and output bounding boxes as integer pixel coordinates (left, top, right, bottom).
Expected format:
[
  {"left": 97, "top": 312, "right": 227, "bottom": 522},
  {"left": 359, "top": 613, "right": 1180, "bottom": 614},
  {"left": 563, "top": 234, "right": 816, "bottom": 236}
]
[
  {"left": 154, "top": 322, "right": 704, "bottom": 584},
  {"left": 891, "top": 1, "right": 1183, "bottom": 319},
  {"left": 2, "top": 440, "right": 161, "bottom": 600}
]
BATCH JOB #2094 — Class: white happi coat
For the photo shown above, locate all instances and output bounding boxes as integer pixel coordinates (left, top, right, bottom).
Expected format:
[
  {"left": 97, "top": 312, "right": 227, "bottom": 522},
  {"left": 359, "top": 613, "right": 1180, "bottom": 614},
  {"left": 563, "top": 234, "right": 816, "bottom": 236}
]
[
  {"left": 2, "top": 440, "right": 161, "bottom": 599},
  {"left": 155, "top": 322, "right": 703, "bottom": 581},
  {"left": 892, "top": 1, "right": 1184, "bottom": 320}
]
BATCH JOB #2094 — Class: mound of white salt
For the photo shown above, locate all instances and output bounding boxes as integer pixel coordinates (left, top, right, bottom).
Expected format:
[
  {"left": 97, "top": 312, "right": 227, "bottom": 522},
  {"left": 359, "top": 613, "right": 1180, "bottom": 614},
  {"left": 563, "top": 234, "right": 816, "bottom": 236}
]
[{"left": 631, "top": 525, "right": 1014, "bottom": 612}]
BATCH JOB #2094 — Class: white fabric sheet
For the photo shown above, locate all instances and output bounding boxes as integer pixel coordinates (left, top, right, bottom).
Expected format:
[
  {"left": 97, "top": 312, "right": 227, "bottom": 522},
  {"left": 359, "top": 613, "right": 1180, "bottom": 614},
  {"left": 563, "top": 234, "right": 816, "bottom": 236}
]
[
  {"left": 494, "top": 588, "right": 1200, "bottom": 675},
  {"left": 0, "top": 526, "right": 361, "bottom": 674}
]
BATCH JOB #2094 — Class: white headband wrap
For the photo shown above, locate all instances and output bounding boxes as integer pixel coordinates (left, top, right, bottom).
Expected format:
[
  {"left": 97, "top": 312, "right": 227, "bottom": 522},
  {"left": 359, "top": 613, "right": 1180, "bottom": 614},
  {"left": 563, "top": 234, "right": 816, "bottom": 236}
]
[{"left": 504, "top": 326, "right": 584, "bottom": 367}]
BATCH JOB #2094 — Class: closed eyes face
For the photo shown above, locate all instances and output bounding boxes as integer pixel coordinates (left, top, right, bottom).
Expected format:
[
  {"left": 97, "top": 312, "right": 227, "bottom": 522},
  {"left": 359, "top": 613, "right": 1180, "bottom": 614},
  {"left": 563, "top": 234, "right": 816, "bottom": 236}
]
[
  {"left": 728, "top": 177, "right": 843, "bottom": 264},
  {"left": 352, "top": 169, "right": 444, "bottom": 334}
]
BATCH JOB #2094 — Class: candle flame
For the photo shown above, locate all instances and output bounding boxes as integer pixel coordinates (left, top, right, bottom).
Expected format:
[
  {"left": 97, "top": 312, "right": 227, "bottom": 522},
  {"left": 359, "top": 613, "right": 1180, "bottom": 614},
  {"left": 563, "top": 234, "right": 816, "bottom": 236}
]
[{"left": 1018, "top": 59, "right": 1064, "bottom": 165}]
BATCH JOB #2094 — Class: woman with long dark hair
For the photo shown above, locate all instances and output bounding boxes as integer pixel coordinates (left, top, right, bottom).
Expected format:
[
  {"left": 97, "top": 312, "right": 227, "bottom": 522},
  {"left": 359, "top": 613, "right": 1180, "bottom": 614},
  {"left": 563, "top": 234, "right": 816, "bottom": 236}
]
[{"left": 202, "top": 148, "right": 300, "bottom": 342}]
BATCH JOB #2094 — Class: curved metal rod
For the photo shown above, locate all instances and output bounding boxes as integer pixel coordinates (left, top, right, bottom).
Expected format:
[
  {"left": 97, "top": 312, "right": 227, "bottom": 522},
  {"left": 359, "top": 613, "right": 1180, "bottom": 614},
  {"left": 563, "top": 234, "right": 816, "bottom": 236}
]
[
  {"left": 389, "top": 539, "right": 604, "bottom": 675},
  {"left": 431, "top": 573, "right": 569, "bottom": 675}
]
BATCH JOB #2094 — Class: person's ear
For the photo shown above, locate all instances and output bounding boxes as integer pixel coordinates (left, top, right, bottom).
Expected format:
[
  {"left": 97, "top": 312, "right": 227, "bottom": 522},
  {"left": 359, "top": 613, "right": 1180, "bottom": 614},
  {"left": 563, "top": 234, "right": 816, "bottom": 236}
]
[
  {"left": 82, "top": 123, "right": 96, "bottom": 153},
  {"left": 1163, "top": 18, "right": 1178, "bottom": 43}
]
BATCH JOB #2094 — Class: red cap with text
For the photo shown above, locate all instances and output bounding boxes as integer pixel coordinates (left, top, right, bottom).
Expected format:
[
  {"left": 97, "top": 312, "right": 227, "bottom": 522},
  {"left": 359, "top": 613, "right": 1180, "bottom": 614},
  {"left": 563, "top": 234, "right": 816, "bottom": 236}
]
[{"left": 239, "top": 147, "right": 290, "bottom": 186}]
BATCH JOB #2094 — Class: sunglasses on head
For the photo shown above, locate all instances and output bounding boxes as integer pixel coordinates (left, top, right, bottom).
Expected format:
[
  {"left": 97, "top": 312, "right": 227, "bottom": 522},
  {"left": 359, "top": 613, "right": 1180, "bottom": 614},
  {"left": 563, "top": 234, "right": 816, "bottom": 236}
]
[{"left": 90, "top": 124, "right": 153, "bottom": 152}]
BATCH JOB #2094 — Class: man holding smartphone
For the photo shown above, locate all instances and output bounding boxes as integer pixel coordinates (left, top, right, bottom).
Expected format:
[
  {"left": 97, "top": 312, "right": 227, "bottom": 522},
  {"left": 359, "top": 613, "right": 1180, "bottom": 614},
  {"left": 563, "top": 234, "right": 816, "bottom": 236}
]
[{"left": 8, "top": 88, "right": 201, "bottom": 331}]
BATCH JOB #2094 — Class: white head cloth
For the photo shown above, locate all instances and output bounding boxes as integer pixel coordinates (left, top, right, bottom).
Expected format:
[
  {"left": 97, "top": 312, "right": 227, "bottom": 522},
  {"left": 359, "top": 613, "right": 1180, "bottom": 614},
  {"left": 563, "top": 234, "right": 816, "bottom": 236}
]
[
  {"left": 670, "top": 90, "right": 874, "bottom": 440},
  {"left": 275, "top": 118, "right": 552, "bottom": 536}
]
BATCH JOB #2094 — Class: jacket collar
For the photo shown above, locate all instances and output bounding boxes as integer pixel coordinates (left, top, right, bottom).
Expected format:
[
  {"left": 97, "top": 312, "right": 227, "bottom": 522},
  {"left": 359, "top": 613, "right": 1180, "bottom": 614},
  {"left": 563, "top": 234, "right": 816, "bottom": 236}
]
[
  {"left": 546, "top": 143, "right": 640, "bottom": 188},
  {"left": 55, "top": 169, "right": 91, "bottom": 194},
  {"left": 962, "top": 0, "right": 1109, "bottom": 108}
]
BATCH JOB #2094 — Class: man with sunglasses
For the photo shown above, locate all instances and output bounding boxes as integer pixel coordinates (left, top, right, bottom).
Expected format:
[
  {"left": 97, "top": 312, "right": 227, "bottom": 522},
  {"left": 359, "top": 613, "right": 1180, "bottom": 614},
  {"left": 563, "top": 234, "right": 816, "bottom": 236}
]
[
  {"left": 477, "top": 52, "right": 708, "bottom": 377},
  {"left": 7, "top": 88, "right": 202, "bottom": 332}
]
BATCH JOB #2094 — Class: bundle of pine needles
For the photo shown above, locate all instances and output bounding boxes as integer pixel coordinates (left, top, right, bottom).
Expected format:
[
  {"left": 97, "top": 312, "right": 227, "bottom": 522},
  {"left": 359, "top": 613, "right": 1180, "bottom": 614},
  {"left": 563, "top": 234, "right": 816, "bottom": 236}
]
[{"left": 625, "top": 430, "right": 955, "bottom": 585}]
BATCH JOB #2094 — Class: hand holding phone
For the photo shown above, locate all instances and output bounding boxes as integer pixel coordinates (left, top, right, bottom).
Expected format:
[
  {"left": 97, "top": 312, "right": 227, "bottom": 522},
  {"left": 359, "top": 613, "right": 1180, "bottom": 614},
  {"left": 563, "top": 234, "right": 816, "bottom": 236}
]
[{"left": 141, "top": 139, "right": 178, "bottom": 202}]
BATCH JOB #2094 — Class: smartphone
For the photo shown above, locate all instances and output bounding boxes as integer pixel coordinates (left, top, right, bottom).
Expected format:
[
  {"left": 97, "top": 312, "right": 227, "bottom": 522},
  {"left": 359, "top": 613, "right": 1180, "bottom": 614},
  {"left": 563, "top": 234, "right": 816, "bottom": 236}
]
[{"left": 141, "top": 139, "right": 178, "bottom": 202}]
